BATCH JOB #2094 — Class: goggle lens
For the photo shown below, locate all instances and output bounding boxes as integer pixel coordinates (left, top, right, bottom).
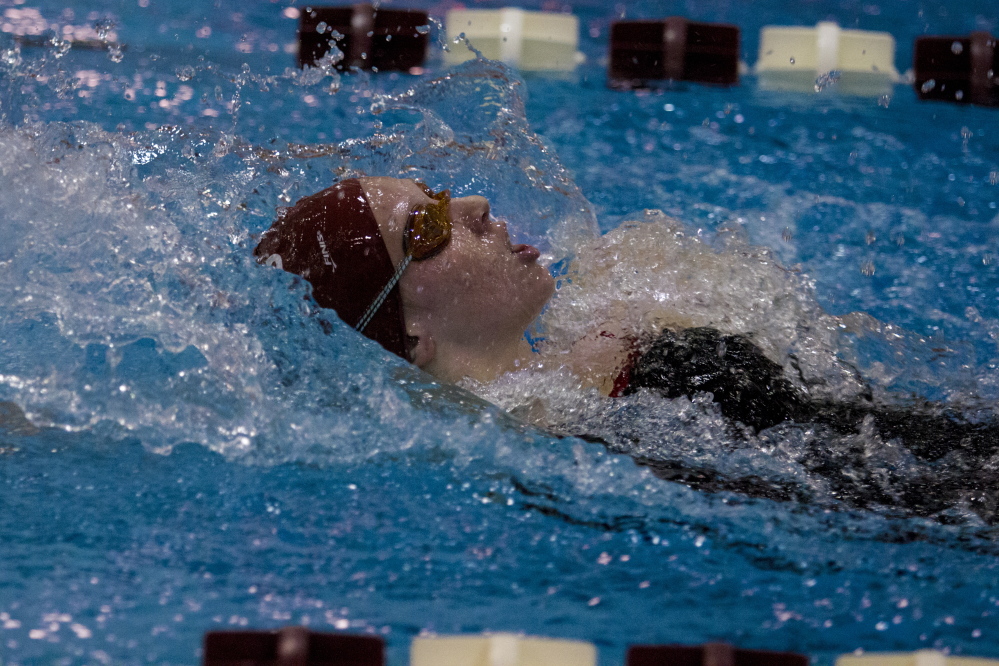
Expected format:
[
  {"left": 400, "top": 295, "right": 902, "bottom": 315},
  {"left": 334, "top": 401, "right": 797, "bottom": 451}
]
[{"left": 405, "top": 186, "right": 451, "bottom": 260}]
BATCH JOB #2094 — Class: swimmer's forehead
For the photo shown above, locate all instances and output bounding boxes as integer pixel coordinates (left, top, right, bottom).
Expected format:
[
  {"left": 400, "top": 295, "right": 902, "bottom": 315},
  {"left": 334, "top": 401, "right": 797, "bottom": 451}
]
[{"left": 359, "top": 177, "right": 433, "bottom": 229}]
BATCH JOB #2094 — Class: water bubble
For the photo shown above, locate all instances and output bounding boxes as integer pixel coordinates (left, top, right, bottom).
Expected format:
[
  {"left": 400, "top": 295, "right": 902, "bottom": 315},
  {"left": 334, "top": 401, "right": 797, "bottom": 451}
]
[
  {"left": 983, "top": 253, "right": 994, "bottom": 266},
  {"left": 921, "top": 79, "right": 936, "bottom": 93},
  {"left": 316, "top": 21, "right": 327, "bottom": 35},
  {"left": 861, "top": 260, "right": 876, "bottom": 276},
  {"left": 415, "top": 25, "right": 430, "bottom": 35},
  {"left": 865, "top": 231, "right": 877, "bottom": 245},
  {"left": 176, "top": 65, "right": 196, "bottom": 82},
  {"left": 951, "top": 40, "right": 963, "bottom": 55},
  {"left": 369, "top": 98, "right": 386, "bottom": 114},
  {"left": 877, "top": 94, "right": 891, "bottom": 108},
  {"left": 781, "top": 227, "right": 793, "bottom": 242},
  {"left": 990, "top": 171, "right": 998, "bottom": 185},
  {"left": 108, "top": 44, "right": 124, "bottom": 63}
]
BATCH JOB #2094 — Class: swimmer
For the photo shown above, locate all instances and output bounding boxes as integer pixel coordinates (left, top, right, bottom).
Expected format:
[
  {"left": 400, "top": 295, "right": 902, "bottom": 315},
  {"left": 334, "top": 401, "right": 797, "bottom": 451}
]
[
  {"left": 255, "top": 177, "right": 557, "bottom": 384},
  {"left": 256, "top": 178, "right": 999, "bottom": 517},
  {"left": 254, "top": 177, "right": 662, "bottom": 393}
]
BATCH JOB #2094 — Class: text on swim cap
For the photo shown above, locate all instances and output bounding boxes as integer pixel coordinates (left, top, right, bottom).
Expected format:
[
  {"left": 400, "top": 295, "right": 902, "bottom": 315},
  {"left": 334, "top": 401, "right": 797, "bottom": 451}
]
[{"left": 316, "top": 231, "right": 337, "bottom": 269}]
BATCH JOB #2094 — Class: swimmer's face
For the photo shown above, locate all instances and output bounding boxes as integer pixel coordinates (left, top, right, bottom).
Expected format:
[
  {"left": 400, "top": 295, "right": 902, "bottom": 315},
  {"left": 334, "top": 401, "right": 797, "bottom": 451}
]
[{"left": 359, "top": 177, "right": 555, "bottom": 351}]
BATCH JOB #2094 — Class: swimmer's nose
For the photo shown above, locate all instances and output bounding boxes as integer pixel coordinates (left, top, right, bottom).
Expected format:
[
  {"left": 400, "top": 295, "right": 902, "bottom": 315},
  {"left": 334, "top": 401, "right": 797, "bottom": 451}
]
[{"left": 450, "top": 195, "right": 492, "bottom": 235}]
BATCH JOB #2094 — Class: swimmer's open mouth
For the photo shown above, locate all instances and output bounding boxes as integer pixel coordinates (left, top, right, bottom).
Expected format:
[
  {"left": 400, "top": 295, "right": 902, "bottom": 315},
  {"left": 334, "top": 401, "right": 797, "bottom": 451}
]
[{"left": 511, "top": 243, "right": 540, "bottom": 261}]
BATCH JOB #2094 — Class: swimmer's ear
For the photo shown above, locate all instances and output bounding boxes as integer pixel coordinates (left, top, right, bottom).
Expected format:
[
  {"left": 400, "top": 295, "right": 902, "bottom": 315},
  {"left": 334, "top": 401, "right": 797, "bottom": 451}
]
[{"left": 405, "top": 327, "right": 436, "bottom": 368}]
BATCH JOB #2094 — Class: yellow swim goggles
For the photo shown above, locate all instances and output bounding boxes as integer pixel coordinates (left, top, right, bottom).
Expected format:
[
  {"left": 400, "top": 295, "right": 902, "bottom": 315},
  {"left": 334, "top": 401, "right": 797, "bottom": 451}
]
[{"left": 357, "top": 183, "right": 451, "bottom": 333}]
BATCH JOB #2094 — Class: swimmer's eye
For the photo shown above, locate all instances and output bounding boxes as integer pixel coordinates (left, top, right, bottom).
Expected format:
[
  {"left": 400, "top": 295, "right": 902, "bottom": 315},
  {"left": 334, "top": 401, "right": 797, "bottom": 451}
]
[{"left": 405, "top": 190, "right": 451, "bottom": 261}]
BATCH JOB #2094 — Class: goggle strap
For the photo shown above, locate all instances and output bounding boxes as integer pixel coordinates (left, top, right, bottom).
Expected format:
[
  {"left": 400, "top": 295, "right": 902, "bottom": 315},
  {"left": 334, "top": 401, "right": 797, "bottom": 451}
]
[{"left": 356, "top": 253, "right": 412, "bottom": 334}]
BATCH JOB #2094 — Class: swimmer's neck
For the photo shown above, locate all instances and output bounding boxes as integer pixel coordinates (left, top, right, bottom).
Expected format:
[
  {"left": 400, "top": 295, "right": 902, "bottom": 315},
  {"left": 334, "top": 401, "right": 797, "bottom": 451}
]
[{"left": 423, "top": 337, "right": 536, "bottom": 385}]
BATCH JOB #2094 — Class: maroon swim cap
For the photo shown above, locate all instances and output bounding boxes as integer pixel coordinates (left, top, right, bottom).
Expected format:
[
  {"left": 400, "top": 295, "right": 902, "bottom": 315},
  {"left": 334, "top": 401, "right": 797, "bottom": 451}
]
[{"left": 253, "top": 179, "right": 408, "bottom": 359}]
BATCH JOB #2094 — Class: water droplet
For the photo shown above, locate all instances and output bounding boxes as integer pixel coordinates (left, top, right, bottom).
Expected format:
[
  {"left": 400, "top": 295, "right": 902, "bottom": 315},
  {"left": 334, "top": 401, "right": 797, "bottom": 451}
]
[
  {"left": 316, "top": 21, "right": 327, "bottom": 35},
  {"left": 983, "top": 253, "right": 994, "bottom": 266},
  {"left": 108, "top": 44, "right": 124, "bottom": 63},
  {"left": 94, "top": 18, "right": 116, "bottom": 42},
  {"left": 990, "top": 171, "right": 998, "bottom": 185},
  {"left": 415, "top": 24, "right": 430, "bottom": 35},
  {"left": 789, "top": 57, "right": 796, "bottom": 65},
  {"left": 866, "top": 231, "right": 876, "bottom": 245},
  {"left": 1, "top": 47, "right": 21, "bottom": 67},
  {"left": 176, "top": 65, "right": 196, "bottom": 81},
  {"left": 814, "top": 70, "right": 841, "bottom": 92},
  {"left": 921, "top": 78, "right": 936, "bottom": 93},
  {"left": 955, "top": 89, "right": 964, "bottom": 101},
  {"left": 877, "top": 94, "right": 891, "bottom": 108},
  {"left": 329, "top": 30, "right": 344, "bottom": 41},
  {"left": 385, "top": 34, "right": 392, "bottom": 42},
  {"left": 50, "top": 36, "right": 72, "bottom": 59},
  {"left": 951, "top": 40, "right": 963, "bottom": 55},
  {"left": 861, "top": 260, "right": 876, "bottom": 276},
  {"left": 327, "top": 73, "right": 341, "bottom": 94},
  {"left": 782, "top": 227, "right": 793, "bottom": 242}
]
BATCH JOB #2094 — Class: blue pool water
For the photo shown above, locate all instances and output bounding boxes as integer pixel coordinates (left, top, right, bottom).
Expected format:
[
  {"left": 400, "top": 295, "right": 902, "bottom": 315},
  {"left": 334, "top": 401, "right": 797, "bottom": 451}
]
[{"left": 2, "top": 1, "right": 999, "bottom": 665}]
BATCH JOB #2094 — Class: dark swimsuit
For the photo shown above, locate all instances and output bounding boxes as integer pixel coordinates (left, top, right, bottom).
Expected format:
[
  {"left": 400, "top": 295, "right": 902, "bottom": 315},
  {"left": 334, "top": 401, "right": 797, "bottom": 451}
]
[{"left": 604, "top": 327, "right": 999, "bottom": 521}]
